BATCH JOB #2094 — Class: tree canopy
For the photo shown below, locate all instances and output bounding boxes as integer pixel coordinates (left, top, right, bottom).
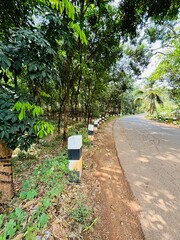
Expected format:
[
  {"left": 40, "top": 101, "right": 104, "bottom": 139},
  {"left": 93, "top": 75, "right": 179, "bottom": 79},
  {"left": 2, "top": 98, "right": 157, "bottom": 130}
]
[{"left": 0, "top": 0, "right": 179, "bottom": 145}]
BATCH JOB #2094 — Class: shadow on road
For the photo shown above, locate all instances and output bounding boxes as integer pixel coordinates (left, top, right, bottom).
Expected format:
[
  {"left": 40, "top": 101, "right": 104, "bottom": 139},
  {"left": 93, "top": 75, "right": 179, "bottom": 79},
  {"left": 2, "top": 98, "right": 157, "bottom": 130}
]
[{"left": 114, "top": 115, "right": 180, "bottom": 240}]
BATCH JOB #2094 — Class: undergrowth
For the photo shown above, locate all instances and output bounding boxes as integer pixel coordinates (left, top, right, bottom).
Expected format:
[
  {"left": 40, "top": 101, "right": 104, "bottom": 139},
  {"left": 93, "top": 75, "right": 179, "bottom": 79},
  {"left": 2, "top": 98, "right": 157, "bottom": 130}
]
[
  {"left": 0, "top": 152, "right": 69, "bottom": 239},
  {"left": 0, "top": 121, "right": 94, "bottom": 239}
]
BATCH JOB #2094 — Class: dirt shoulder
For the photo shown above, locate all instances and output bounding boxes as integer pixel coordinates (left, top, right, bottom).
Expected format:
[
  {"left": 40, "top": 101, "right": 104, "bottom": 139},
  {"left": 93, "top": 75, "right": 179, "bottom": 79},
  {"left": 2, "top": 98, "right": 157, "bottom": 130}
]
[{"left": 82, "top": 119, "right": 144, "bottom": 240}]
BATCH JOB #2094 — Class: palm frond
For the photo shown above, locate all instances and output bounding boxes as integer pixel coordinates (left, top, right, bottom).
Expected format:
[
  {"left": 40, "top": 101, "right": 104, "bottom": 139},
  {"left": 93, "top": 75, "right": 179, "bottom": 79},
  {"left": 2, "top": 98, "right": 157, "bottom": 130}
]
[{"left": 134, "top": 97, "right": 143, "bottom": 104}]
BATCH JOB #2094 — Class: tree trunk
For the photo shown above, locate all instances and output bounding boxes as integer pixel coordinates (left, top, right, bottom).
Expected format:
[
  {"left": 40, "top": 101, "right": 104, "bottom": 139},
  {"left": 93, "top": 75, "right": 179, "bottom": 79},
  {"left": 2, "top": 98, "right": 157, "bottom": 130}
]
[
  {"left": 0, "top": 140, "right": 13, "bottom": 203},
  {"left": 75, "top": 77, "right": 81, "bottom": 122},
  {"left": 57, "top": 109, "right": 62, "bottom": 134},
  {"left": 63, "top": 55, "right": 72, "bottom": 141}
]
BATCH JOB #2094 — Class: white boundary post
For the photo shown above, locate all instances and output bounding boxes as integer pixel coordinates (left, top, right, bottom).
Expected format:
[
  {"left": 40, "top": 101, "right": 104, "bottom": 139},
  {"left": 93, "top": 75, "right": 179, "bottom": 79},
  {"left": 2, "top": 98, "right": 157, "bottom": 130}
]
[
  {"left": 68, "top": 135, "right": 82, "bottom": 182},
  {"left": 88, "top": 124, "right": 94, "bottom": 142},
  {"left": 173, "top": 117, "right": 177, "bottom": 124}
]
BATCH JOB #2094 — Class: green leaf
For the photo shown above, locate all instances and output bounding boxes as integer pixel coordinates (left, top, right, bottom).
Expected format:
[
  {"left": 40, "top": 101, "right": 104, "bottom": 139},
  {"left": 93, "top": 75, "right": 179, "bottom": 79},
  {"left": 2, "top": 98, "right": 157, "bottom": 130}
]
[
  {"left": 80, "top": 30, "right": 88, "bottom": 45},
  {"left": 38, "top": 130, "right": 44, "bottom": 138},
  {"left": 4, "top": 219, "right": 17, "bottom": 238},
  {"left": 37, "top": 213, "right": 49, "bottom": 228},
  {"left": 23, "top": 180, "right": 29, "bottom": 190},
  {"left": 42, "top": 71, "right": 46, "bottom": 78},
  {"left": 4, "top": 113, "right": 15, "bottom": 121},
  {"left": 19, "top": 191, "right": 27, "bottom": 199},
  {"left": 59, "top": 2, "right": 64, "bottom": 14},
  {"left": 14, "top": 208, "right": 26, "bottom": 223},
  {"left": 0, "top": 130, "right": 5, "bottom": 138},
  {"left": 26, "top": 189, "right": 37, "bottom": 200},
  {"left": 18, "top": 110, "right": 24, "bottom": 120},
  {"left": 42, "top": 197, "right": 52, "bottom": 209},
  {"left": 12, "top": 102, "right": 22, "bottom": 111},
  {"left": 0, "top": 54, "right": 11, "bottom": 70}
]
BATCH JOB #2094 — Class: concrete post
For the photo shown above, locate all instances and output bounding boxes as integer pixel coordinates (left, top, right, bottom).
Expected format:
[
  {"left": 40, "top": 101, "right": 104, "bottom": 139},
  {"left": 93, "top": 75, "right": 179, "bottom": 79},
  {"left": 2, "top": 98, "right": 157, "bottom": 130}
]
[
  {"left": 68, "top": 135, "right": 82, "bottom": 182},
  {"left": 173, "top": 117, "right": 177, "bottom": 124},
  {"left": 88, "top": 124, "right": 94, "bottom": 142}
]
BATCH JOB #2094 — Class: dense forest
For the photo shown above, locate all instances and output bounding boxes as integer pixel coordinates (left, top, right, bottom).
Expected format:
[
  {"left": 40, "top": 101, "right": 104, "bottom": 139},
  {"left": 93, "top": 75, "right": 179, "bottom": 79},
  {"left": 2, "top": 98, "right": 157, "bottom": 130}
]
[{"left": 0, "top": 0, "right": 179, "bottom": 238}]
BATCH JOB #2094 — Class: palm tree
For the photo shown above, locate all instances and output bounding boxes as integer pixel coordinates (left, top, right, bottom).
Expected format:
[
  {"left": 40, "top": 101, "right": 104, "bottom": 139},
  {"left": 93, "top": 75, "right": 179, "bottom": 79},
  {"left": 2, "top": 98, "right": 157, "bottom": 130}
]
[
  {"left": 146, "top": 88, "right": 163, "bottom": 115},
  {"left": 134, "top": 85, "right": 163, "bottom": 115}
]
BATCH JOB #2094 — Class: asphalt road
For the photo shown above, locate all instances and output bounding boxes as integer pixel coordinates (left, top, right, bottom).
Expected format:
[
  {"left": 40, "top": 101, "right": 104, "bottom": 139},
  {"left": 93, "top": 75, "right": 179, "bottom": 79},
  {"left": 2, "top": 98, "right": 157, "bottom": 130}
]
[{"left": 113, "top": 115, "right": 180, "bottom": 240}]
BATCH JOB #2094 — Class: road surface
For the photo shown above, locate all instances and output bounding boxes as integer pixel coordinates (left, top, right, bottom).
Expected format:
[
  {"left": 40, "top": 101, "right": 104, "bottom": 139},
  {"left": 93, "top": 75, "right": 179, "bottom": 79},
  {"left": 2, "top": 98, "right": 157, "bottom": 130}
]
[{"left": 113, "top": 115, "right": 180, "bottom": 240}]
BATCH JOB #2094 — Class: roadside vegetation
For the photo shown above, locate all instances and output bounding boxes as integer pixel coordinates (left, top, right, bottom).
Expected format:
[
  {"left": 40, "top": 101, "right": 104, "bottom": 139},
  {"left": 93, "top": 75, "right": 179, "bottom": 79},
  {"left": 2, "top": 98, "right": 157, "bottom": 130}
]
[
  {"left": 0, "top": 0, "right": 179, "bottom": 238},
  {"left": 0, "top": 121, "right": 97, "bottom": 239}
]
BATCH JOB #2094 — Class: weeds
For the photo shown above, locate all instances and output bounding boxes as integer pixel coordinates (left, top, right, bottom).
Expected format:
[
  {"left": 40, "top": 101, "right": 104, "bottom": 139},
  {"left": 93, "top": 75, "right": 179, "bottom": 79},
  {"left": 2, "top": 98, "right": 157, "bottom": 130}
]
[
  {"left": 71, "top": 204, "right": 90, "bottom": 225},
  {"left": 70, "top": 193, "right": 97, "bottom": 233},
  {"left": 0, "top": 153, "right": 69, "bottom": 239}
]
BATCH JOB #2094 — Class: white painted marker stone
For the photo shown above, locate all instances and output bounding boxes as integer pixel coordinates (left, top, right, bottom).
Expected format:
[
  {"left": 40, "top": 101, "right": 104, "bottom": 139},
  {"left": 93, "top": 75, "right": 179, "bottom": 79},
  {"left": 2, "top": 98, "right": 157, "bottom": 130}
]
[
  {"left": 68, "top": 135, "right": 82, "bottom": 182},
  {"left": 88, "top": 124, "right": 94, "bottom": 134},
  {"left": 88, "top": 124, "right": 94, "bottom": 142}
]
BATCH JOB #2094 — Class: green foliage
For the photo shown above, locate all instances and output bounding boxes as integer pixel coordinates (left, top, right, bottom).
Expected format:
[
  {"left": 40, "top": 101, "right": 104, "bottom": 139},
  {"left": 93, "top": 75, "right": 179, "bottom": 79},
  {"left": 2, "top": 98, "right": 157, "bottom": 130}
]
[
  {"left": 10, "top": 208, "right": 27, "bottom": 229},
  {"left": 0, "top": 152, "right": 69, "bottom": 238},
  {"left": 0, "top": 0, "right": 36, "bottom": 40},
  {"left": 17, "top": 151, "right": 37, "bottom": 161},
  {"left": 34, "top": 121, "right": 54, "bottom": 138},
  {"left": 71, "top": 195, "right": 91, "bottom": 228},
  {"left": 26, "top": 225, "right": 39, "bottom": 240},
  {"left": 4, "top": 219, "right": 17, "bottom": 239},
  {"left": 19, "top": 180, "right": 38, "bottom": 200},
  {"left": 13, "top": 102, "right": 44, "bottom": 120},
  {"left": 48, "top": 0, "right": 75, "bottom": 20},
  {"left": 67, "top": 124, "right": 90, "bottom": 146},
  {"left": 71, "top": 204, "right": 90, "bottom": 225},
  {"left": 0, "top": 27, "right": 58, "bottom": 107},
  {"left": 1, "top": 1, "right": 179, "bottom": 238},
  {"left": 20, "top": 188, "right": 38, "bottom": 200},
  {"left": 0, "top": 208, "right": 27, "bottom": 239},
  {"left": 149, "top": 32, "right": 180, "bottom": 104},
  {"left": 0, "top": 90, "right": 54, "bottom": 151},
  {"left": 134, "top": 83, "right": 164, "bottom": 115},
  {"left": 37, "top": 213, "right": 49, "bottom": 228},
  {"left": 0, "top": 45, "right": 11, "bottom": 70},
  {"left": 42, "top": 197, "right": 52, "bottom": 209},
  {"left": 118, "top": 0, "right": 179, "bottom": 37},
  {"left": 69, "top": 22, "right": 88, "bottom": 45}
]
